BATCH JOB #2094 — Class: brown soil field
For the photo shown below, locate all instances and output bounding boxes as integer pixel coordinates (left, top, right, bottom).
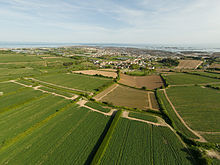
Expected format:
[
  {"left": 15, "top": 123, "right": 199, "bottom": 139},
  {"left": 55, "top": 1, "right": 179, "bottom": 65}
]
[
  {"left": 119, "top": 74, "right": 163, "bottom": 90},
  {"left": 41, "top": 57, "right": 62, "bottom": 59},
  {"left": 99, "top": 85, "right": 150, "bottom": 110},
  {"left": 176, "top": 60, "right": 203, "bottom": 69},
  {"left": 93, "top": 84, "right": 119, "bottom": 100},
  {"left": 73, "top": 70, "right": 117, "bottom": 78},
  {"left": 150, "top": 93, "right": 159, "bottom": 110}
]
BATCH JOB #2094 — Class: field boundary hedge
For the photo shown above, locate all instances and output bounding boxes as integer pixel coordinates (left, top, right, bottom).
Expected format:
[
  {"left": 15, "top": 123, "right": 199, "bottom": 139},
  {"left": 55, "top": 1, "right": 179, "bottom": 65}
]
[{"left": 91, "top": 110, "right": 122, "bottom": 165}]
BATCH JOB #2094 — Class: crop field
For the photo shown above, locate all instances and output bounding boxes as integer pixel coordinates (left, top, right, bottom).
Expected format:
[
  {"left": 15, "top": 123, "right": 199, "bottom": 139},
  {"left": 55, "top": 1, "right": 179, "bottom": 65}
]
[
  {"left": 176, "top": 60, "right": 203, "bottom": 69},
  {"left": 209, "top": 63, "right": 220, "bottom": 69},
  {"left": 34, "top": 73, "right": 113, "bottom": 92},
  {"left": 128, "top": 112, "right": 158, "bottom": 122},
  {"left": 119, "top": 73, "right": 163, "bottom": 89},
  {"left": 100, "top": 85, "right": 149, "bottom": 110},
  {"left": 190, "top": 71, "right": 220, "bottom": 79},
  {"left": 0, "top": 88, "right": 44, "bottom": 114},
  {"left": 0, "top": 82, "right": 25, "bottom": 94},
  {"left": 164, "top": 73, "right": 220, "bottom": 85},
  {"left": 166, "top": 86, "right": 220, "bottom": 142},
  {"left": 156, "top": 90, "right": 198, "bottom": 139},
  {"left": 0, "top": 103, "right": 111, "bottom": 164},
  {"left": 85, "top": 102, "right": 111, "bottom": 113},
  {"left": 100, "top": 118, "right": 192, "bottom": 164},
  {"left": 73, "top": 70, "right": 117, "bottom": 78},
  {"left": 0, "top": 54, "right": 42, "bottom": 63}
]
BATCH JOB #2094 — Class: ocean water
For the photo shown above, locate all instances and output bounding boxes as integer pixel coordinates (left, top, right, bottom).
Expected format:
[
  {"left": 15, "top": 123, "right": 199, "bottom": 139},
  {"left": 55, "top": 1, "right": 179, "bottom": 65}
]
[{"left": 0, "top": 42, "right": 219, "bottom": 53}]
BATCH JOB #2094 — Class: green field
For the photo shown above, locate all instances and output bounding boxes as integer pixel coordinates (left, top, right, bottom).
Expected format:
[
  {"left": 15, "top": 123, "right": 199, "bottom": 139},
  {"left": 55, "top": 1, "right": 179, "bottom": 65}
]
[
  {"left": 128, "top": 112, "right": 158, "bottom": 122},
  {"left": 100, "top": 118, "right": 192, "bottom": 164},
  {"left": 190, "top": 71, "right": 220, "bottom": 79},
  {"left": 35, "top": 73, "right": 113, "bottom": 92},
  {"left": 85, "top": 102, "right": 111, "bottom": 113},
  {"left": 166, "top": 86, "right": 220, "bottom": 142},
  {"left": 0, "top": 82, "right": 25, "bottom": 94},
  {"left": 0, "top": 54, "right": 42, "bottom": 63},
  {"left": 164, "top": 73, "right": 220, "bottom": 85},
  {"left": 0, "top": 103, "right": 111, "bottom": 164},
  {"left": 156, "top": 90, "right": 198, "bottom": 139}
]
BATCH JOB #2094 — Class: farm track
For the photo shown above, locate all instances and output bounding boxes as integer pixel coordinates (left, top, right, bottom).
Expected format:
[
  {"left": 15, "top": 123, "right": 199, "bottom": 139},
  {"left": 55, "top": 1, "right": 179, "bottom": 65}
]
[
  {"left": 24, "top": 77, "right": 91, "bottom": 94},
  {"left": 11, "top": 80, "right": 78, "bottom": 100},
  {"left": 161, "top": 89, "right": 206, "bottom": 142}
]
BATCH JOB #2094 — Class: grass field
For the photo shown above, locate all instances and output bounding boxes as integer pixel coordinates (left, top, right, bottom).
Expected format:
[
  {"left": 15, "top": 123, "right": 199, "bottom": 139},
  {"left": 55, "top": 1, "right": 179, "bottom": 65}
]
[
  {"left": 164, "top": 73, "right": 220, "bottom": 85},
  {"left": 166, "top": 86, "right": 220, "bottom": 142},
  {"left": 0, "top": 104, "right": 111, "bottom": 164},
  {"left": 156, "top": 90, "right": 198, "bottom": 139},
  {"left": 85, "top": 102, "right": 111, "bottom": 113},
  {"left": 0, "top": 82, "right": 25, "bottom": 94},
  {"left": 190, "top": 71, "right": 220, "bottom": 79},
  {"left": 128, "top": 112, "right": 158, "bottom": 122},
  {"left": 35, "top": 73, "right": 113, "bottom": 92},
  {"left": 119, "top": 73, "right": 163, "bottom": 89},
  {"left": 100, "top": 118, "right": 192, "bottom": 164},
  {"left": 100, "top": 85, "right": 149, "bottom": 110},
  {"left": 0, "top": 54, "right": 42, "bottom": 63}
]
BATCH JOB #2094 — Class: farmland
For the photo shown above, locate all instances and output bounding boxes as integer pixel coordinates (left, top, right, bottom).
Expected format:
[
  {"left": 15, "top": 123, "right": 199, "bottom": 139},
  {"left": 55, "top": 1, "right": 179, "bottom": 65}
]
[
  {"left": 98, "top": 85, "right": 150, "bottom": 110},
  {"left": 166, "top": 86, "right": 220, "bottom": 142},
  {"left": 100, "top": 118, "right": 192, "bottom": 164},
  {"left": 119, "top": 73, "right": 163, "bottom": 89},
  {"left": 164, "top": 73, "right": 220, "bottom": 85},
  {"left": 128, "top": 112, "right": 158, "bottom": 122},
  {"left": 176, "top": 60, "right": 203, "bottom": 69},
  {"left": 34, "top": 73, "right": 113, "bottom": 93},
  {"left": 0, "top": 104, "right": 111, "bottom": 164}
]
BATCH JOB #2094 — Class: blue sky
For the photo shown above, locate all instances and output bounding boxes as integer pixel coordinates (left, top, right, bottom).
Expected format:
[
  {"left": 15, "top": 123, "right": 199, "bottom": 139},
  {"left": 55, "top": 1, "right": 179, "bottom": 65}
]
[{"left": 0, "top": 0, "right": 220, "bottom": 45}]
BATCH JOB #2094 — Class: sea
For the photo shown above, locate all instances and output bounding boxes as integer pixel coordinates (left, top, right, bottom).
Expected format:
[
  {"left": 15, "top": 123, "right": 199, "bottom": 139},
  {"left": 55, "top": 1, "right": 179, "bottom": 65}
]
[{"left": 0, "top": 42, "right": 220, "bottom": 53}]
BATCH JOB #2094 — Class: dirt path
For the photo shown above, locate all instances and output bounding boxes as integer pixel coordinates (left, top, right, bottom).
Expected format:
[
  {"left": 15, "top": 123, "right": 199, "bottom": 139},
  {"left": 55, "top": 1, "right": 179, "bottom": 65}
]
[
  {"left": 76, "top": 100, "right": 116, "bottom": 116},
  {"left": 121, "top": 111, "right": 167, "bottom": 127},
  {"left": 25, "top": 78, "right": 91, "bottom": 94},
  {"left": 162, "top": 89, "right": 206, "bottom": 142},
  {"left": 147, "top": 92, "right": 152, "bottom": 109},
  {"left": 11, "top": 80, "right": 78, "bottom": 100},
  {"left": 197, "top": 131, "right": 220, "bottom": 135},
  {"left": 206, "top": 150, "right": 220, "bottom": 160},
  {"left": 94, "top": 84, "right": 119, "bottom": 101}
]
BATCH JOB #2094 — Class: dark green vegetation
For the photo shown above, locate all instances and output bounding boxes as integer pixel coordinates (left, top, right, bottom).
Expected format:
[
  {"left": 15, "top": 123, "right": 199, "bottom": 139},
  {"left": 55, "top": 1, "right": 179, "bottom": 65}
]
[
  {"left": 128, "top": 112, "right": 158, "bottom": 122},
  {"left": 160, "top": 58, "right": 179, "bottom": 66},
  {"left": 100, "top": 118, "right": 192, "bottom": 164},
  {"left": 166, "top": 86, "right": 220, "bottom": 142},
  {"left": 164, "top": 73, "right": 220, "bottom": 85}
]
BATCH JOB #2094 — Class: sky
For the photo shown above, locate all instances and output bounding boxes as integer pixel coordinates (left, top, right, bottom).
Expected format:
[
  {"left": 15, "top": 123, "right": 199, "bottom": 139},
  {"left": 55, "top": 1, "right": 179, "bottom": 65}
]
[{"left": 0, "top": 0, "right": 220, "bottom": 45}]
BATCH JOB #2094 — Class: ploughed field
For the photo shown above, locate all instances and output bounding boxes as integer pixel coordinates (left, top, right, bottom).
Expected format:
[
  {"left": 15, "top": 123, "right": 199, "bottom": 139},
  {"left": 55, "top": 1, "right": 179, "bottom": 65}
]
[
  {"left": 100, "top": 118, "right": 192, "bottom": 165},
  {"left": 166, "top": 86, "right": 220, "bottom": 143},
  {"left": 119, "top": 73, "right": 163, "bottom": 89},
  {"left": 176, "top": 60, "right": 202, "bottom": 69},
  {"left": 164, "top": 73, "right": 220, "bottom": 85},
  {"left": 95, "top": 84, "right": 159, "bottom": 110}
]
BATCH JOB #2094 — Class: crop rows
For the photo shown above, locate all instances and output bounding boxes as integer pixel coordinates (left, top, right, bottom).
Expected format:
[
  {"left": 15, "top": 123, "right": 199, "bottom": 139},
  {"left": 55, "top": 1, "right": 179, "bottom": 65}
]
[
  {"left": 85, "top": 102, "right": 110, "bottom": 113},
  {"left": 100, "top": 118, "right": 192, "bottom": 164},
  {"left": 128, "top": 112, "right": 158, "bottom": 122}
]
